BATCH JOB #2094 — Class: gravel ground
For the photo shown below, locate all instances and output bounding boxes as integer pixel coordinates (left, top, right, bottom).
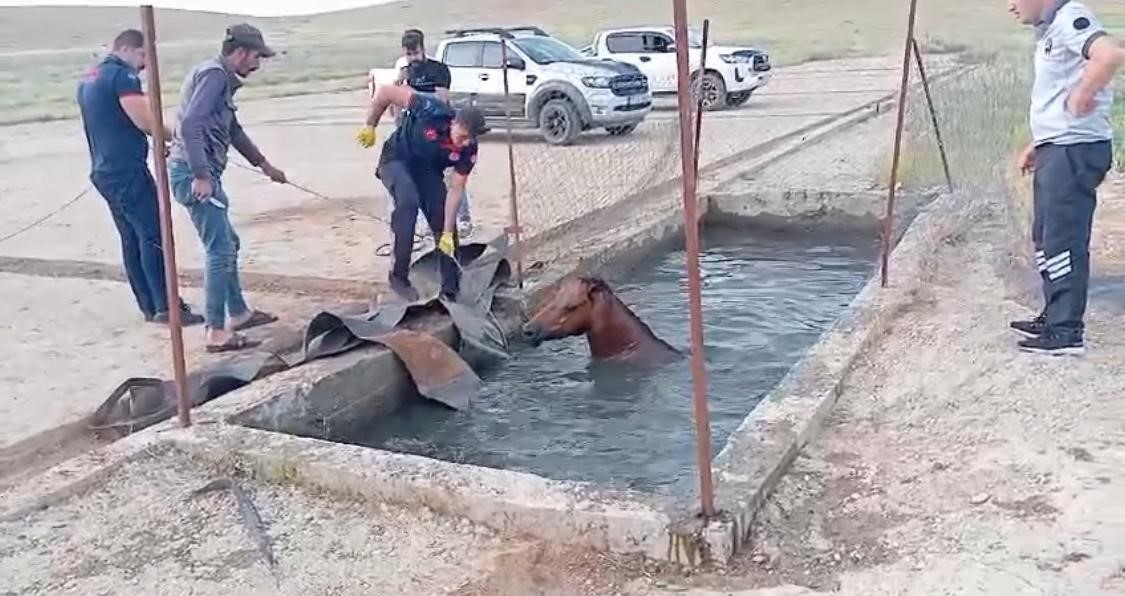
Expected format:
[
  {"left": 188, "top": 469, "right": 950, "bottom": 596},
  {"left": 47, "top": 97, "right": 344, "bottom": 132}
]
[{"left": 0, "top": 447, "right": 503, "bottom": 595}]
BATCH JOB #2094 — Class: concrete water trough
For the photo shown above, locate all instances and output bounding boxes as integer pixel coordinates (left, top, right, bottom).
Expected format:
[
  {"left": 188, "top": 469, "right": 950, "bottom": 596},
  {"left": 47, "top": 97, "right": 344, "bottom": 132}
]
[{"left": 2, "top": 184, "right": 967, "bottom": 568}]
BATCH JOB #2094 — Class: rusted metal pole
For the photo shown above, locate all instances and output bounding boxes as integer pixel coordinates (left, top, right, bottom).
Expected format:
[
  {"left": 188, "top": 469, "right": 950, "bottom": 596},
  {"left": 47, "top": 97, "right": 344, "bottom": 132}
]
[
  {"left": 673, "top": 0, "right": 716, "bottom": 520},
  {"left": 692, "top": 18, "right": 711, "bottom": 199},
  {"left": 500, "top": 39, "right": 524, "bottom": 288},
  {"left": 880, "top": 0, "right": 920, "bottom": 288},
  {"left": 911, "top": 37, "right": 953, "bottom": 192},
  {"left": 141, "top": 5, "right": 191, "bottom": 428}
]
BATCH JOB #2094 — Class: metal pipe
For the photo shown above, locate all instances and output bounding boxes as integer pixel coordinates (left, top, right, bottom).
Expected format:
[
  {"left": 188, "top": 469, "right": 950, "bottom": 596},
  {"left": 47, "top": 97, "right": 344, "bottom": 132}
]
[
  {"left": 880, "top": 0, "right": 920, "bottom": 288},
  {"left": 141, "top": 5, "right": 191, "bottom": 428},
  {"left": 911, "top": 37, "right": 953, "bottom": 192},
  {"left": 672, "top": 0, "right": 716, "bottom": 520},
  {"left": 500, "top": 39, "right": 524, "bottom": 288},
  {"left": 692, "top": 18, "right": 711, "bottom": 209}
]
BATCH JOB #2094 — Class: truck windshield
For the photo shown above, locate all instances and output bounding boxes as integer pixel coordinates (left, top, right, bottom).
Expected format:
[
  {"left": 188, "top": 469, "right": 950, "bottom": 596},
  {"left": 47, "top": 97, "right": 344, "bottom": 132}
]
[{"left": 513, "top": 36, "right": 585, "bottom": 64}]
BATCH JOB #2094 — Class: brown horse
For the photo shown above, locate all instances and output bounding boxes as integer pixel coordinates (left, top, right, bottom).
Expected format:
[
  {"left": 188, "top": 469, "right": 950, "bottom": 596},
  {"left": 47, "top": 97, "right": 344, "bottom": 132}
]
[{"left": 522, "top": 276, "right": 682, "bottom": 366}]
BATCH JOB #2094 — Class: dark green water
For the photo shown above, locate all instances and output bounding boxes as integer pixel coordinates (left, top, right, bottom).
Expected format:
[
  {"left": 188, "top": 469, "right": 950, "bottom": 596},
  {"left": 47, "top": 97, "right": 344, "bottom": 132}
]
[{"left": 350, "top": 226, "right": 878, "bottom": 497}]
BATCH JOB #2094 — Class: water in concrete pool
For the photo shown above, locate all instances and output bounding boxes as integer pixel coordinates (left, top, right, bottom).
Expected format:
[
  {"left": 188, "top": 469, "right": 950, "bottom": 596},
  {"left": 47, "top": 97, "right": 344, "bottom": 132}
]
[{"left": 354, "top": 225, "right": 878, "bottom": 497}]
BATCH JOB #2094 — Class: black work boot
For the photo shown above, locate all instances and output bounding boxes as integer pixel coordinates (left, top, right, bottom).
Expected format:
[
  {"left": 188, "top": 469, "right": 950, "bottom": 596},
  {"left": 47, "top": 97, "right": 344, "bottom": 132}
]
[
  {"left": 388, "top": 274, "right": 420, "bottom": 303},
  {"left": 1009, "top": 311, "right": 1047, "bottom": 338},
  {"left": 1018, "top": 330, "right": 1085, "bottom": 356}
]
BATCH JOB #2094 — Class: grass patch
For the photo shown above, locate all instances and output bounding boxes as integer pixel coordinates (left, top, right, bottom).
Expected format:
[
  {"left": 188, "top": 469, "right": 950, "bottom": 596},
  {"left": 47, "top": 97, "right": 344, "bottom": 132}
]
[{"left": 876, "top": 52, "right": 1032, "bottom": 192}]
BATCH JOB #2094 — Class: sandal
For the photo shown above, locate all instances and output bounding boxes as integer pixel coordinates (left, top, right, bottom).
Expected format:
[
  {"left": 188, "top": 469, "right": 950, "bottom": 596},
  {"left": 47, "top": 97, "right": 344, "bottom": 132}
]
[
  {"left": 232, "top": 310, "right": 278, "bottom": 332},
  {"left": 205, "top": 334, "right": 261, "bottom": 354}
]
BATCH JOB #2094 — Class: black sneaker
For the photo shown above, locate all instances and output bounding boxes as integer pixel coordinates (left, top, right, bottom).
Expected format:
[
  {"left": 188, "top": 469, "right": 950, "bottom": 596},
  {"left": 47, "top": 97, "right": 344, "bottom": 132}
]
[
  {"left": 1009, "top": 312, "right": 1047, "bottom": 338},
  {"left": 388, "top": 276, "right": 420, "bottom": 302},
  {"left": 151, "top": 306, "right": 205, "bottom": 327},
  {"left": 1018, "top": 332, "right": 1085, "bottom": 356}
]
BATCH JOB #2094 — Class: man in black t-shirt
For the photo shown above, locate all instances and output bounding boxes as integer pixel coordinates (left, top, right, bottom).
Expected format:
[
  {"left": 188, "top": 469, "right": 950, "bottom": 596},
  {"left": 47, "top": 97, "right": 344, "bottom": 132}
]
[
  {"left": 393, "top": 29, "right": 474, "bottom": 237},
  {"left": 393, "top": 30, "right": 451, "bottom": 114}
]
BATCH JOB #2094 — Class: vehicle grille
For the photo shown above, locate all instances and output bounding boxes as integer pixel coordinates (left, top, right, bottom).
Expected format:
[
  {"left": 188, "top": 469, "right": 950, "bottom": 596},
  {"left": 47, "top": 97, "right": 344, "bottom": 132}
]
[
  {"left": 752, "top": 54, "right": 771, "bottom": 72},
  {"left": 610, "top": 73, "right": 649, "bottom": 96}
]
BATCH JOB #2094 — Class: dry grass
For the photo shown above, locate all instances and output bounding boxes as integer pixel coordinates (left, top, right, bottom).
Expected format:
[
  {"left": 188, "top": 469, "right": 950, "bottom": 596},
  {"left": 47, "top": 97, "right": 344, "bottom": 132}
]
[{"left": 1, "top": 0, "right": 1122, "bottom": 125}]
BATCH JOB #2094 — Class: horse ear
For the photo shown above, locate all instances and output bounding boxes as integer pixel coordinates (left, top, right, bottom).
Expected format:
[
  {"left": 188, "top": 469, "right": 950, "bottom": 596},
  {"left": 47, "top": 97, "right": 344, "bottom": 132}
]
[{"left": 585, "top": 277, "right": 607, "bottom": 300}]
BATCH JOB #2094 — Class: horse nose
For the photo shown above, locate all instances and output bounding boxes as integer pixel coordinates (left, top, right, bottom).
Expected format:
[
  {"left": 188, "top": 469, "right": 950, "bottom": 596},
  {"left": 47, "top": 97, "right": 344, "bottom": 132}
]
[{"left": 522, "top": 322, "right": 542, "bottom": 344}]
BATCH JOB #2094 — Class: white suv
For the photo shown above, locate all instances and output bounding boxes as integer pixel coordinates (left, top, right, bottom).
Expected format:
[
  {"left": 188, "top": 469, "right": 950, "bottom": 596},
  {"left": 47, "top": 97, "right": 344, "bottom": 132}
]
[
  {"left": 429, "top": 27, "right": 653, "bottom": 145},
  {"left": 584, "top": 26, "right": 772, "bottom": 111}
]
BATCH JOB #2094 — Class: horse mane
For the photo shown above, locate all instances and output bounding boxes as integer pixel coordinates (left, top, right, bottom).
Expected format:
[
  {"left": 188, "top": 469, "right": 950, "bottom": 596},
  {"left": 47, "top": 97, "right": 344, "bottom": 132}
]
[{"left": 580, "top": 276, "right": 672, "bottom": 347}]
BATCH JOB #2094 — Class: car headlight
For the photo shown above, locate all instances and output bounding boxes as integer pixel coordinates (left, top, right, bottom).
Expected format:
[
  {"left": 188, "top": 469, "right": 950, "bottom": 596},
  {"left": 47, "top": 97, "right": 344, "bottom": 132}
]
[
  {"left": 719, "top": 54, "right": 752, "bottom": 64},
  {"left": 581, "top": 75, "right": 613, "bottom": 88}
]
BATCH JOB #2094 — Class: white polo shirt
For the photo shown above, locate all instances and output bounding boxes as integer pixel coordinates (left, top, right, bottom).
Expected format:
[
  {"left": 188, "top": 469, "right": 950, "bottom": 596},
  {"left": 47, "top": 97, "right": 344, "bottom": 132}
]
[{"left": 1031, "top": 0, "right": 1114, "bottom": 146}]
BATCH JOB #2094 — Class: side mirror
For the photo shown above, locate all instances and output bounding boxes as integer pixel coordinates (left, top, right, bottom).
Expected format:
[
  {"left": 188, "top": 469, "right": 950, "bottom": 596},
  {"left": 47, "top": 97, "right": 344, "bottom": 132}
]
[{"left": 505, "top": 56, "right": 526, "bottom": 70}]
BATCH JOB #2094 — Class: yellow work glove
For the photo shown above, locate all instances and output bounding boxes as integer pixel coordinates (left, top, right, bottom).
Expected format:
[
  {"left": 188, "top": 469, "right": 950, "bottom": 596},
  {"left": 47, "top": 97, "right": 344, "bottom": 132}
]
[
  {"left": 438, "top": 231, "right": 456, "bottom": 257},
  {"left": 355, "top": 125, "right": 377, "bottom": 149}
]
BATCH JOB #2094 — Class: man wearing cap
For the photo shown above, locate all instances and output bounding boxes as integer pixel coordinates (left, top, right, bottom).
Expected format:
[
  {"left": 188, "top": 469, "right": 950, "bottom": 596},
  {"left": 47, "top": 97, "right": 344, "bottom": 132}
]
[
  {"left": 77, "top": 28, "right": 204, "bottom": 327},
  {"left": 356, "top": 86, "right": 487, "bottom": 302},
  {"left": 1007, "top": 0, "right": 1124, "bottom": 355},
  {"left": 168, "top": 23, "right": 288, "bottom": 353}
]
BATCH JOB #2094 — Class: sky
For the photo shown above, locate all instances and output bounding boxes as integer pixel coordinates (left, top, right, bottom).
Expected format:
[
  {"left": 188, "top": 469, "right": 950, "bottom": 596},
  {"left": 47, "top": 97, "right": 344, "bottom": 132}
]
[{"left": 0, "top": 0, "right": 395, "bottom": 16}]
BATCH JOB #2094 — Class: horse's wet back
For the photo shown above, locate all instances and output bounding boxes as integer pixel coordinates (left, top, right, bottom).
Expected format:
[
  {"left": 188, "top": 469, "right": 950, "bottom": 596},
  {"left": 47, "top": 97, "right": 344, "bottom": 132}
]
[{"left": 350, "top": 226, "right": 879, "bottom": 497}]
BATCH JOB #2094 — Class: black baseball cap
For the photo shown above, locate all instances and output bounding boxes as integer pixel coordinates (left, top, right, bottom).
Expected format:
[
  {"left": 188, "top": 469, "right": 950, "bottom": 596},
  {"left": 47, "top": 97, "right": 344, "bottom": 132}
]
[
  {"left": 225, "top": 23, "right": 275, "bottom": 58},
  {"left": 456, "top": 106, "right": 489, "bottom": 137}
]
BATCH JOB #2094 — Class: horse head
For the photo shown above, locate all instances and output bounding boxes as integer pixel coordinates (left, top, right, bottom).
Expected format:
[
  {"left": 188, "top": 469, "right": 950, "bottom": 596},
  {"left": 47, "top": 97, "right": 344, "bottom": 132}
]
[{"left": 522, "top": 276, "right": 609, "bottom": 346}]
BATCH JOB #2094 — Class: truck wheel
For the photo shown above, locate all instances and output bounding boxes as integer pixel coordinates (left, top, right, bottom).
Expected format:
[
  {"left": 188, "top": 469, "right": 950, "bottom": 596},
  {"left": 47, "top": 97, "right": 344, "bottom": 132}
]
[
  {"left": 539, "top": 99, "right": 582, "bottom": 146},
  {"left": 606, "top": 124, "right": 638, "bottom": 136},
  {"left": 692, "top": 71, "right": 728, "bottom": 111},
  {"left": 727, "top": 91, "right": 752, "bottom": 107}
]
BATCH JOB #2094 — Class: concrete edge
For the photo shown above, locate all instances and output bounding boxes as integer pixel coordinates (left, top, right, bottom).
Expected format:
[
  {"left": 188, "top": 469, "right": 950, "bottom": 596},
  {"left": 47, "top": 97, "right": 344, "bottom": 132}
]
[
  {"left": 700, "top": 190, "right": 982, "bottom": 563},
  {"left": 167, "top": 422, "right": 712, "bottom": 565}
]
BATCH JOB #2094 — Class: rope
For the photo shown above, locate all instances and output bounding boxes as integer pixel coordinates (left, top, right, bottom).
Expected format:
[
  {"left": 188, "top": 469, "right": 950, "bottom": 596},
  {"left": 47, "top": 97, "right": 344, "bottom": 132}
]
[
  {"left": 228, "top": 160, "right": 426, "bottom": 257},
  {"left": 0, "top": 185, "right": 92, "bottom": 246}
]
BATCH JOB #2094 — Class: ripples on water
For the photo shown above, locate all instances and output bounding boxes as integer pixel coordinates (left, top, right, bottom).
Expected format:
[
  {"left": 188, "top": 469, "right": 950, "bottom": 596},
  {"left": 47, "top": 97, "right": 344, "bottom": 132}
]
[{"left": 353, "top": 226, "right": 878, "bottom": 497}]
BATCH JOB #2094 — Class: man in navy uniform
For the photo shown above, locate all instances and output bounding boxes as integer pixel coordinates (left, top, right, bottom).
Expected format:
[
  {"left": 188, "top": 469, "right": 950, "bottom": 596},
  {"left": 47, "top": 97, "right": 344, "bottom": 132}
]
[
  {"left": 355, "top": 85, "right": 487, "bottom": 302},
  {"left": 1008, "top": 0, "right": 1124, "bottom": 355},
  {"left": 77, "top": 29, "right": 204, "bottom": 326}
]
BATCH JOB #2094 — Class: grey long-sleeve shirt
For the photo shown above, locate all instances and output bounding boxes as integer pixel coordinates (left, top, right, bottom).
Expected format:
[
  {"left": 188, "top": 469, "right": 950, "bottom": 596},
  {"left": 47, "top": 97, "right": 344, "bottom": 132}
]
[{"left": 169, "top": 56, "right": 265, "bottom": 179}]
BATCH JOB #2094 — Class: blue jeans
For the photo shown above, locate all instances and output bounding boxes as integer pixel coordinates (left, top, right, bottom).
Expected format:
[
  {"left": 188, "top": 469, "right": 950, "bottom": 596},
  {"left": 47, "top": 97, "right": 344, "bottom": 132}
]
[
  {"left": 91, "top": 167, "right": 169, "bottom": 318},
  {"left": 169, "top": 161, "right": 249, "bottom": 329}
]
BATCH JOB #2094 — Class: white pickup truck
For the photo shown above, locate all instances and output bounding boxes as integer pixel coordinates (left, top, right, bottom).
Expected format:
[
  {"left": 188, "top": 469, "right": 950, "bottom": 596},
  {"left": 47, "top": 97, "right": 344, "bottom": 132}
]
[
  {"left": 582, "top": 26, "right": 772, "bottom": 111},
  {"left": 368, "top": 27, "right": 653, "bottom": 145}
]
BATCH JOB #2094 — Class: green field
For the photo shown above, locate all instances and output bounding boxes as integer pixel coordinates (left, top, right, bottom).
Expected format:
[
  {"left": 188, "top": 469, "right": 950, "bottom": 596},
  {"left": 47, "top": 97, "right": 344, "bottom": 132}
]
[{"left": 1, "top": 0, "right": 1122, "bottom": 125}]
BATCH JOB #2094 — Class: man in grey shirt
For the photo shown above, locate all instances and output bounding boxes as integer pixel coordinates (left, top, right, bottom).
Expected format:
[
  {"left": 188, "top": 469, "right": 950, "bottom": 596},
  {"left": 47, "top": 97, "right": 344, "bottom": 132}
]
[
  {"left": 1008, "top": 0, "right": 1123, "bottom": 355},
  {"left": 168, "top": 24, "right": 287, "bottom": 353}
]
